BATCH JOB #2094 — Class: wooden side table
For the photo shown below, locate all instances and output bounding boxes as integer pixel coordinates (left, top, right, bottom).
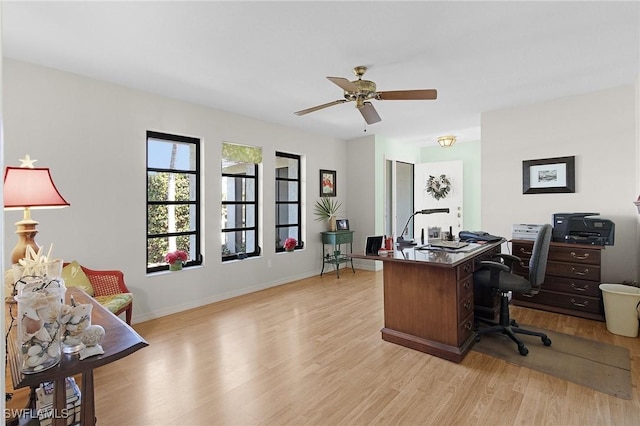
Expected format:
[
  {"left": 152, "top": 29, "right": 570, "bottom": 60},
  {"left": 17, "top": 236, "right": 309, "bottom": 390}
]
[
  {"left": 7, "top": 287, "right": 148, "bottom": 426},
  {"left": 321, "top": 231, "right": 355, "bottom": 278}
]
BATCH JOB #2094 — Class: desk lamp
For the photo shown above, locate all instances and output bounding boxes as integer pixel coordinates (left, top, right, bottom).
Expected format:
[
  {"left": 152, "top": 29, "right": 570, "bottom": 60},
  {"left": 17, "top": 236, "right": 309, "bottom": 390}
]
[
  {"left": 397, "top": 208, "right": 450, "bottom": 246},
  {"left": 4, "top": 155, "right": 70, "bottom": 264}
]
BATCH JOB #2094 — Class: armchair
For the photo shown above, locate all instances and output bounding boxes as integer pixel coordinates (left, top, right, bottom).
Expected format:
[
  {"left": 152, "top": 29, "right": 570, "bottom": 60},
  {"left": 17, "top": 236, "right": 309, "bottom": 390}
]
[
  {"left": 62, "top": 262, "right": 133, "bottom": 325},
  {"left": 473, "top": 224, "right": 553, "bottom": 355}
]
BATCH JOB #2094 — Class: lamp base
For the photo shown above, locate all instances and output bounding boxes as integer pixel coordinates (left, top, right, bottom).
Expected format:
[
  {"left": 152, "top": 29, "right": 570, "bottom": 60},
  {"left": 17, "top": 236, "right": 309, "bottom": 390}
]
[{"left": 11, "top": 219, "right": 40, "bottom": 264}]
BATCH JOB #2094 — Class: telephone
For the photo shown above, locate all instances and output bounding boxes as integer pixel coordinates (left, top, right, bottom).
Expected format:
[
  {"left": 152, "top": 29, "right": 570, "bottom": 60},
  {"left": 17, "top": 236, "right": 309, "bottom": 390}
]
[{"left": 458, "top": 230, "right": 502, "bottom": 242}]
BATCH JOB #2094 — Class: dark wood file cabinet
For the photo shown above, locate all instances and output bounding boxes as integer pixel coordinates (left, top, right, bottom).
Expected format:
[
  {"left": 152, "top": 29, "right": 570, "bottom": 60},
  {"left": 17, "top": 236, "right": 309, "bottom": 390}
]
[{"left": 511, "top": 240, "right": 605, "bottom": 321}]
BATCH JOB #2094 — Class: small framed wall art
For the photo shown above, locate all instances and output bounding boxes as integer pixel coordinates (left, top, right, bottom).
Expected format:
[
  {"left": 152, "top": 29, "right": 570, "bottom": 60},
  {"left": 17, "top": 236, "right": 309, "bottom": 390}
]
[
  {"left": 522, "top": 156, "right": 575, "bottom": 194},
  {"left": 320, "top": 169, "right": 336, "bottom": 197}
]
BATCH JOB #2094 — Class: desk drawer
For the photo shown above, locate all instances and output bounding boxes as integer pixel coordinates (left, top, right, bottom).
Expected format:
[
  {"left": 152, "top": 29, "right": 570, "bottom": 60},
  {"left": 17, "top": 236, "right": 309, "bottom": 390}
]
[
  {"left": 322, "top": 231, "right": 353, "bottom": 245},
  {"left": 548, "top": 246, "right": 600, "bottom": 265},
  {"left": 456, "top": 261, "right": 474, "bottom": 280},
  {"left": 514, "top": 289, "right": 603, "bottom": 315},
  {"left": 457, "top": 275, "right": 473, "bottom": 300},
  {"left": 458, "top": 312, "right": 475, "bottom": 345},
  {"left": 542, "top": 276, "right": 601, "bottom": 298},
  {"left": 514, "top": 260, "right": 600, "bottom": 282},
  {"left": 546, "top": 261, "right": 600, "bottom": 281},
  {"left": 458, "top": 295, "right": 473, "bottom": 323}
]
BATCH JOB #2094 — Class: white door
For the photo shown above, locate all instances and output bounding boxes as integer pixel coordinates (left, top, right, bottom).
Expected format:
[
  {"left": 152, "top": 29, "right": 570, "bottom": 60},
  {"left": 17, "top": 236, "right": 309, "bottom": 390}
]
[{"left": 414, "top": 160, "right": 463, "bottom": 242}]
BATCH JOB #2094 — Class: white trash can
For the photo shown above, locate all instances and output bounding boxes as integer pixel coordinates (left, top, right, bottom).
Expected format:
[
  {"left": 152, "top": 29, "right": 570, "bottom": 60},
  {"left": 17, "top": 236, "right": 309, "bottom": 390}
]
[{"left": 599, "top": 284, "right": 640, "bottom": 337}]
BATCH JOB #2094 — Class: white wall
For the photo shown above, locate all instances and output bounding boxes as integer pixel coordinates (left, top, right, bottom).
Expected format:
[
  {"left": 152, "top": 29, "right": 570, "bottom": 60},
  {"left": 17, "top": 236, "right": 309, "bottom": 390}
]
[
  {"left": 482, "top": 85, "right": 638, "bottom": 283},
  {"left": 3, "top": 59, "right": 348, "bottom": 322}
]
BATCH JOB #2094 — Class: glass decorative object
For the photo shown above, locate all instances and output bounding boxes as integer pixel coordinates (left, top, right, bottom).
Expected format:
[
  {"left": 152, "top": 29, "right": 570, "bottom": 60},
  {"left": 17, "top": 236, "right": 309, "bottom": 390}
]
[
  {"left": 61, "top": 302, "right": 92, "bottom": 353},
  {"left": 169, "top": 262, "right": 183, "bottom": 271},
  {"left": 14, "top": 284, "right": 66, "bottom": 374}
]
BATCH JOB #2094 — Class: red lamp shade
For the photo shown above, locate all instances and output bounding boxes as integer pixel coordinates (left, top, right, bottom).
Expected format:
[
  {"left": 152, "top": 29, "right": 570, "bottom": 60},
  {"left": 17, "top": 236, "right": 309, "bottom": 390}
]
[
  {"left": 3, "top": 166, "right": 70, "bottom": 264},
  {"left": 4, "top": 167, "right": 70, "bottom": 209}
]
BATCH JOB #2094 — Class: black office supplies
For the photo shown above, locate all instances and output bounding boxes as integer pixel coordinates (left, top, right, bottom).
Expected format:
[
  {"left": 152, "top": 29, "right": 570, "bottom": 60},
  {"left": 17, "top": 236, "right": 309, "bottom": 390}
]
[
  {"left": 397, "top": 208, "right": 450, "bottom": 245},
  {"left": 458, "top": 230, "right": 502, "bottom": 243},
  {"left": 552, "top": 212, "right": 615, "bottom": 245},
  {"left": 365, "top": 235, "right": 384, "bottom": 255}
]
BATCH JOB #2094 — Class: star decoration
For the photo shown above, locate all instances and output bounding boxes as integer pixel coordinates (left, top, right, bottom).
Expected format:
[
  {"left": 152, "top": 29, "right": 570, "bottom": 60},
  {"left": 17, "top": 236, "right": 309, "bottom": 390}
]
[{"left": 19, "top": 154, "right": 38, "bottom": 168}]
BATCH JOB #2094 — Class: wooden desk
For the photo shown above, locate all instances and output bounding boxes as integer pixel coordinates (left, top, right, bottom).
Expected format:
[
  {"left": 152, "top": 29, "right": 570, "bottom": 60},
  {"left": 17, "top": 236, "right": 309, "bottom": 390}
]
[
  {"left": 7, "top": 287, "right": 148, "bottom": 426},
  {"left": 352, "top": 240, "right": 503, "bottom": 363}
]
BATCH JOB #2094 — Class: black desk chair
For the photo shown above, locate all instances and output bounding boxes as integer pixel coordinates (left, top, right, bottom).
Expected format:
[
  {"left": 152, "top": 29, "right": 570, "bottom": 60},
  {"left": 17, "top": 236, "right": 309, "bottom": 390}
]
[{"left": 474, "top": 224, "right": 553, "bottom": 356}]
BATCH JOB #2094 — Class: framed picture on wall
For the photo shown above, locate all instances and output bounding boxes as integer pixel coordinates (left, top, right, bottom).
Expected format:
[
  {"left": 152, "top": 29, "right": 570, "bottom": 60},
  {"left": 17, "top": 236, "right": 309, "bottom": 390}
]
[
  {"left": 522, "top": 156, "right": 575, "bottom": 194},
  {"left": 336, "top": 219, "right": 350, "bottom": 230},
  {"left": 320, "top": 169, "right": 336, "bottom": 197}
]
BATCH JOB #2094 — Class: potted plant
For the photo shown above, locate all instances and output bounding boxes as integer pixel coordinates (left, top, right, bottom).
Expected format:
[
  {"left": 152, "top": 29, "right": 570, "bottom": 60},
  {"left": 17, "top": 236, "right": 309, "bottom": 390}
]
[
  {"left": 313, "top": 197, "right": 342, "bottom": 231},
  {"left": 165, "top": 250, "right": 188, "bottom": 271},
  {"left": 283, "top": 237, "right": 297, "bottom": 252}
]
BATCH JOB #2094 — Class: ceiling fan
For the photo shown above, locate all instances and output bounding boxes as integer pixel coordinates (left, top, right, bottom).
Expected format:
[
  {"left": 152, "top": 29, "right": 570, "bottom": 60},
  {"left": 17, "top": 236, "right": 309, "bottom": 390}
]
[{"left": 294, "top": 66, "right": 437, "bottom": 125}]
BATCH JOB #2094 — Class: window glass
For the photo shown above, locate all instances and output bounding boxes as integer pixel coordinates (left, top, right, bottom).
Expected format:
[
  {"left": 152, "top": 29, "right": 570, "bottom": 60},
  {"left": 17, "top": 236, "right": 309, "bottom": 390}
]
[
  {"left": 222, "top": 142, "right": 261, "bottom": 261},
  {"left": 147, "top": 131, "right": 201, "bottom": 272},
  {"left": 275, "top": 152, "right": 302, "bottom": 252}
]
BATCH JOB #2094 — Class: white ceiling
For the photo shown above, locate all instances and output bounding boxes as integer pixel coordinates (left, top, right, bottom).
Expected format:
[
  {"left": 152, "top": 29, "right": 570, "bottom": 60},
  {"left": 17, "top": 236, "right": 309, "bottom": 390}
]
[{"left": 3, "top": 1, "right": 639, "bottom": 147}]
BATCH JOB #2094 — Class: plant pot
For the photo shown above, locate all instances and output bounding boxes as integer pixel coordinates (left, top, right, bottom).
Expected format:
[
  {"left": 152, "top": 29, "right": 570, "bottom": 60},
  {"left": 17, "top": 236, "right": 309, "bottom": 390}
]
[
  {"left": 285, "top": 248, "right": 294, "bottom": 252},
  {"left": 169, "top": 263, "right": 183, "bottom": 271},
  {"left": 329, "top": 216, "right": 337, "bottom": 232}
]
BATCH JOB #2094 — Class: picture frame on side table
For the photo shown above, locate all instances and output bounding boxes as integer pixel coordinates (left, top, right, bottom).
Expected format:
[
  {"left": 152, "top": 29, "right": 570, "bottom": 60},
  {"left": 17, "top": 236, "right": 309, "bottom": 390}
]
[
  {"left": 522, "top": 156, "right": 575, "bottom": 194},
  {"left": 336, "top": 219, "right": 350, "bottom": 231},
  {"left": 320, "top": 169, "right": 337, "bottom": 197}
]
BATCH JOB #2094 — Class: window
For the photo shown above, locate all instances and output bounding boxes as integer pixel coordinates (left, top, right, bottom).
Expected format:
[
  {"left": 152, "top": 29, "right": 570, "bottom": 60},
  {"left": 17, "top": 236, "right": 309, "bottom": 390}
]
[
  {"left": 147, "top": 131, "right": 201, "bottom": 273},
  {"left": 221, "top": 142, "right": 261, "bottom": 261},
  {"left": 275, "top": 152, "right": 303, "bottom": 252}
]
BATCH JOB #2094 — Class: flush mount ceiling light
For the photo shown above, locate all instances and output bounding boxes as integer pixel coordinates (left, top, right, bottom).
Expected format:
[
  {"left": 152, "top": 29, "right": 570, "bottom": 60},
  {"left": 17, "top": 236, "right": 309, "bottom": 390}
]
[{"left": 437, "top": 135, "right": 456, "bottom": 148}]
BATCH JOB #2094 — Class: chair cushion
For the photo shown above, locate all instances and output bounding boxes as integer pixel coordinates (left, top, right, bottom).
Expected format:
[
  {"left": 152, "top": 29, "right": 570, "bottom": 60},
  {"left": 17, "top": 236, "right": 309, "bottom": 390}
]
[
  {"left": 474, "top": 269, "right": 532, "bottom": 293},
  {"left": 61, "top": 261, "right": 95, "bottom": 296},
  {"left": 93, "top": 293, "right": 133, "bottom": 314}
]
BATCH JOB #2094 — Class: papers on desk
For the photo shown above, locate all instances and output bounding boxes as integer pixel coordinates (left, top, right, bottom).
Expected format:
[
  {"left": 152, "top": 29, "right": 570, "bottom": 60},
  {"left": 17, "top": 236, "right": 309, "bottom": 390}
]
[{"left": 416, "top": 242, "right": 483, "bottom": 252}]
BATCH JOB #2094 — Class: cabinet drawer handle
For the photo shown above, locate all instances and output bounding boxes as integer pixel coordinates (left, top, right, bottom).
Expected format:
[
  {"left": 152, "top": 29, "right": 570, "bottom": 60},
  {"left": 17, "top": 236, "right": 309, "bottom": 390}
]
[
  {"left": 463, "top": 301, "right": 472, "bottom": 310},
  {"left": 463, "top": 264, "right": 471, "bottom": 273},
  {"left": 463, "top": 281, "right": 471, "bottom": 289},
  {"left": 521, "top": 293, "right": 534, "bottom": 298},
  {"left": 519, "top": 248, "right": 532, "bottom": 255},
  {"left": 570, "top": 252, "right": 589, "bottom": 260},
  {"left": 570, "top": 298, "right": 589, "bottom": 308},
  {"left": 571, "top": 267, "right": 589, "bottom": 276},
  {"left": 464, "top": 321, "right": 473, "bottom": 330},
  {"left": 570, "top": 283, "right": 589, "bottom": 292}
]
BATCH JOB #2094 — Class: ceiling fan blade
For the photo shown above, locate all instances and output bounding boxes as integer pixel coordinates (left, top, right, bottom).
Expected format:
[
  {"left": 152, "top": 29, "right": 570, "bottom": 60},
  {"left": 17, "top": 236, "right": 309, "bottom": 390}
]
[
  {"left": 294, "top": 99, "right": 347, "bottom": 116},
  {"left": 377, "top": 89, "right": 438, "bottom": 101},
  {"left": 359, "top": 102, "right": 381, "bottom": 124},
  {"left": 327, "top": 76, "right": 358, "bottom": 92}
]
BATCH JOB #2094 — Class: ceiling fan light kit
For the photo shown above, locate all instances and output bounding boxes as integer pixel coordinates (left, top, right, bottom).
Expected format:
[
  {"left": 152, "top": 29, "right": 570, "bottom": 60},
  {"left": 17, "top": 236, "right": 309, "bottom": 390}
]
[
  {"left": 295, "top": 66, "right": 437, "bottom": 125},
  {"left": 437, "top": 135, "right": 457, "bottom": 148}
]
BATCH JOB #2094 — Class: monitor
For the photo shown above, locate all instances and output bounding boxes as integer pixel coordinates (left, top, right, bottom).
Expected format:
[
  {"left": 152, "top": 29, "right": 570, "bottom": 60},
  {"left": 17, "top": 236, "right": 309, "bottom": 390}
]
[{"left": 365, "top": 235, "right": 384, "bottom": 255}]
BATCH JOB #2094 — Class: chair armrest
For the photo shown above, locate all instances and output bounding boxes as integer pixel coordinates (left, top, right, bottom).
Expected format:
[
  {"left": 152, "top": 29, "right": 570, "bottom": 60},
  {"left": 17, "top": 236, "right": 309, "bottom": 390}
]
[
  {"left": 79, "top": 266, "right": 131, "bottom": 296},
  {"left": 477, "top": 260, "right": 511, "bottom": 273}
]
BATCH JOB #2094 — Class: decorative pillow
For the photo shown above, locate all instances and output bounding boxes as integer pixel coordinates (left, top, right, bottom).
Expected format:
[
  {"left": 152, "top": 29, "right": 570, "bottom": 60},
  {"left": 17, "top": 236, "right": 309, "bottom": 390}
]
[
  {"left": 93, "top": 293, "right": 133, "bottom": 314},
  {"left": 61, "top": 261, "right": 94, "bottom": 296}
]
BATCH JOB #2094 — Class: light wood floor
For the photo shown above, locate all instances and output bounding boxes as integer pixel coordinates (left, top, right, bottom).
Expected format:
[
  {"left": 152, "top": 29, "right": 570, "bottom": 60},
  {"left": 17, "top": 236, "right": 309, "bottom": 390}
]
[{"left": 7, "top": 269, "right": 640, "bottom": 425}]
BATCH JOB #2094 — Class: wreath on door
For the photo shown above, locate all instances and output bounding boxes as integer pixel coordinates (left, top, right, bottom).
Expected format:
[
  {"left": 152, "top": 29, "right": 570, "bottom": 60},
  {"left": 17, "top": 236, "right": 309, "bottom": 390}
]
[{"left": 425, "top": 174, "right": 451, "bottom": 200}]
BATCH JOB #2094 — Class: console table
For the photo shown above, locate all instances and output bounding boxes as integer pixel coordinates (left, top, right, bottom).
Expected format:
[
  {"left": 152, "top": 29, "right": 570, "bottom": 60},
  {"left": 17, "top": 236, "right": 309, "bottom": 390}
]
[
  {"left": 320, "top": 231, "right": 355, "bottom": 278},
  {"left": 352, "top": 240, "right": 503, "bottom": 363},
  {"left": 7, "top": 287, "right": 148, "bottom": 426}
]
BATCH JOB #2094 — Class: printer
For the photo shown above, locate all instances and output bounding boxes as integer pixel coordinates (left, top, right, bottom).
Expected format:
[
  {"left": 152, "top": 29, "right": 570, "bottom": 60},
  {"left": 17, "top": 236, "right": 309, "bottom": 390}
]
[{"left": 552, "top": 212, "right": 615, "bottom": 246}]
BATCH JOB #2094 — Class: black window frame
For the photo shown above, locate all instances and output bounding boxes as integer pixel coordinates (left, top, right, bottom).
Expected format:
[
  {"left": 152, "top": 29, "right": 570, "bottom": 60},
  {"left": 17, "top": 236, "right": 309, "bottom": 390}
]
[
  {"left": 146, "top": 131, "right": 202, "bottom": 273},
  {"left": 221, "top": 149, "right": 261, "bottom": 262},
  {"left": 275, "top": 152, "right": 303, "bottom": 252}
]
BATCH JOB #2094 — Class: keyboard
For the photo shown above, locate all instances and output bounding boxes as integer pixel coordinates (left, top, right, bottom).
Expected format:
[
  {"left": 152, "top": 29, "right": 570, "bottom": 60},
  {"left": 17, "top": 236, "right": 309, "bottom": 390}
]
[{"left": 429, "top": 240, "right": 469, "bottom": 249}]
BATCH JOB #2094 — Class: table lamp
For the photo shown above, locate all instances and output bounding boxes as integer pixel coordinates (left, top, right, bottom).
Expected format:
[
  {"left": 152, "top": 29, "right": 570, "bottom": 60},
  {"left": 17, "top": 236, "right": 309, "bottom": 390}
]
[{"left": 4, "top": 156, "right": 70, "bottom": 264}]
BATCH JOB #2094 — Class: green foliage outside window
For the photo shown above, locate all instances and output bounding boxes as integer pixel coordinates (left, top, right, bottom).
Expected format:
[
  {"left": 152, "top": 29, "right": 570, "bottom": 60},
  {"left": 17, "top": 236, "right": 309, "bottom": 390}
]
[{"left": 147, "top": 172, "right": 192, "bottom": 264}]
